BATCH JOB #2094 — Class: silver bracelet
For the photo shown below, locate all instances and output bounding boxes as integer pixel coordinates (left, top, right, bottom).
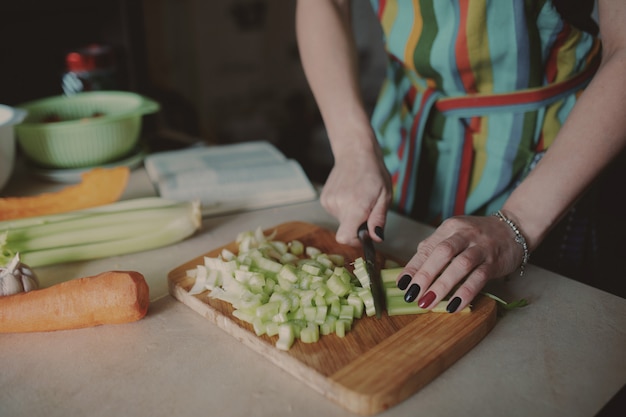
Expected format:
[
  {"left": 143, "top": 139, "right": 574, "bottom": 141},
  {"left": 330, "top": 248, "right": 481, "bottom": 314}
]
[{"left": 492, "top": 210, "right": 529, "bottom": 276}]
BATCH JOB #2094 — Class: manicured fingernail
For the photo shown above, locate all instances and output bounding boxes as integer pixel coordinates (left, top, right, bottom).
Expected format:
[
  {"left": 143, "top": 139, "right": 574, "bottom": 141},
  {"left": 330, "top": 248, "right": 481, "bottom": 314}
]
[
  {"left": 375, "top": 226, "right": 384, "bottom": 240},
  {"left": 446, "top": 297, "right": 462, "bottom": 313},
  {"left": 404, "top": 283, "right": 421, "bottom": 302},
  {"left": 418, "top": 291, "right": 436, "bottom": 308},
  {"left": 397, "top": 274, "right": 412, "bottom": 290}
]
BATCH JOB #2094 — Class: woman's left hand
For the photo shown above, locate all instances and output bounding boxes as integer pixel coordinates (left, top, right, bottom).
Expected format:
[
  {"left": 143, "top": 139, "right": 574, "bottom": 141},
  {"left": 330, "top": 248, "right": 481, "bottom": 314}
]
[{"left": 396, "top": 213, "right": 525, "bottom": 313}]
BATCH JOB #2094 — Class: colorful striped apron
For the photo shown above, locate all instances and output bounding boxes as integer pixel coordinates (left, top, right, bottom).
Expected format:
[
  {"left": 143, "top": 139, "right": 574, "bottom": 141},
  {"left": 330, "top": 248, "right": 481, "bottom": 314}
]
[{"left": 368, "top": 0, "right": 602, "bottom": 225}]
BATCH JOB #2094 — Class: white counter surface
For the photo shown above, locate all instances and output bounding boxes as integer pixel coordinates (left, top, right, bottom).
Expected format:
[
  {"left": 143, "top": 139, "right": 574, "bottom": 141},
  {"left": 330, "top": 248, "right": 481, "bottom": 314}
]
[{"left": 1, "top": 166, "right": 625, "bottom": 417}]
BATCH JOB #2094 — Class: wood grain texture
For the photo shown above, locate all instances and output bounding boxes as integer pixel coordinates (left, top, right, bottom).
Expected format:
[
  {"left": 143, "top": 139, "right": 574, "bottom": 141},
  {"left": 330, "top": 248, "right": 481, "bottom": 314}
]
[{"left": 168, "top": 221, "right": 497, "bottom": 415}]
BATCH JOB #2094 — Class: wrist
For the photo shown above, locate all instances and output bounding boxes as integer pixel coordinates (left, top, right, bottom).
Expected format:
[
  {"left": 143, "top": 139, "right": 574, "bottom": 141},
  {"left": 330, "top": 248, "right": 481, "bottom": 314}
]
[
  {"left": 492, "top": 210, "right": 530, "bottom": 276},
  {"left": 327, "top": 119, "right": 380, "bottom": 159}
]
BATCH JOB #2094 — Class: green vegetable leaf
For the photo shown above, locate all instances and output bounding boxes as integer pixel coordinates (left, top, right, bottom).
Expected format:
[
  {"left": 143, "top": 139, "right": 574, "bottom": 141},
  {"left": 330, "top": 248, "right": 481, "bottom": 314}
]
[{"left": 481, "top": 292, "right": 529, "bottom": 313}]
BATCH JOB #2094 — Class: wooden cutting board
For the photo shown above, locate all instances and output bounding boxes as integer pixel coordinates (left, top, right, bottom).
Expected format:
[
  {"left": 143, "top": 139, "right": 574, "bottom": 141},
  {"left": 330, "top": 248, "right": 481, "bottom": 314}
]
[{"left": 168, "top": 221, "right": 497, "bottom": 415}]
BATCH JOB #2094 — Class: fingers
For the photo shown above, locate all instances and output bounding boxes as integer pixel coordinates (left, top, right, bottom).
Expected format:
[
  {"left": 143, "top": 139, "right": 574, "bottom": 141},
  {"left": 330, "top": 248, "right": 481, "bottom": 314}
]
[
  {"left": 395, "top": 215, "right": 517, "bottom": 313},
  {"left": 334, "top": 195, "right": 388, "bottom": 246},
  {"left": 412, "top": 246, "right": 487, "bottom": 310},
  {"left": 335, "top": 217, "right": 364, "bottom": 247},
  {"left": 323, "top": 175, "right": 391, "bottom": 247},
  {"left": 367, "top": 188, "right": 390, "bottom": 242}
]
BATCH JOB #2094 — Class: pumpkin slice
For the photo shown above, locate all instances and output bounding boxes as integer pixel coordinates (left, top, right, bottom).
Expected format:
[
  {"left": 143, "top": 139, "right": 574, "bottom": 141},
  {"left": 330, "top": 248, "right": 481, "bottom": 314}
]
[{"left": 0, "top": 166, "right": 130, "bottom": 220}]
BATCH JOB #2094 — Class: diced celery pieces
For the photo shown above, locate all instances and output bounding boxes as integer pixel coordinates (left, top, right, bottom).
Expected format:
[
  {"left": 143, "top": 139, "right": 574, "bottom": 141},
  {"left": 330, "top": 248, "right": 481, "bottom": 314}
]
[
  {"left": 289, "top": 239, "right": 304, "bottom": 256},
  {"left": 347, "top": 293, "right": 364, "bottom": 318},
  {"left": 335, "top": 319, "right": 351, "bottom": 338},
  {"left": 300, "top": 323, "right": 319, "bottom": 343},
  {"left": 232, "top": 309, "right": 256, "bottom": 324},
  {"left": 353, "top": 265, "right": 371, "bottom": 289},
  {"left": 329, "top": 299, "right": 341, "bottom": 317},
  {"left": 253, "top": 255, "right": 283, "bottom": 274},
  {"left": 314, "top": 305, "right": 328, "bottom": 325},
  {"left": 365, "top": 304, "right": 377, "bottom": 317},
  {"left": 276, "top": 324, "right": 295, "bottom": 351},
  {"left": 272, "top": 312, "right": 289, "bottom": 323},
  {"left": 327, "top": 274, "right": 350, "bottom": 297},
  {"left": 314, "top": 295, "right": 327, "bottom": 307},
  {"left": 188, "top": 266, "right": 207, "bottom": 295},
  {"left": 303, "top": 306, "right": 317, "bottom": 323},
  {"left": 314, "top": 254, "right": 334, "bottom": 269},
  {"left": 252, "top": 317, "right": 266, "bottom": 336},
  {"left": 288, "top": 293, "right": 300, "bottom": 311},
  {"left": 221, "top": 248, "right": 236, "bottom": 261},
  {"left": 301, "top": 263, "right": 321, "bottom": 276},
  {"left": 328, "top": 254, "right": 345, "bottom": 266},
  {"left": 305, "top": 246, "right": 322, "bottom": 258},
  {"left": 280, "top": 252, "right": 299, "bottom": 265},
  {"left": 298, "top": 274, "right": 311, "bottom": 290},
  {"left": 256, "top": 301, "right": 280, "bottom": 320},
  {"left": 265, "top": 322, "right": 280, "bottom": 337},
  {"left": 357, "top": 288, "right": 375, "bottom": 317},
  {"left": 289, "top": 308, "right": 305, "bottom": 321},
  {"left": 205, "top": 269, "right": 221, "bottom": 290},
  {"left": 277, "top": 276, "right": 295, "bottom": 291},
  {"left": 278, "top": 264, "right": 299, "bottom": 283},
  {"left": 325, "top": 293, "right": 340, "bottom": 305},
  {"left": 270, "top": 240, "right": 288, "bottom": 255},
  {"left": 299, "top": 290, "right": 315, "bottom": 307},
  {"left": 320, "top": 316, "right": 337, "bottom": 335},
  {"left": 264, "top": 277, "right": 276, "bottom": 294},
  {"left": 339, "top": 304, "right": 355, "bottom": 321}
]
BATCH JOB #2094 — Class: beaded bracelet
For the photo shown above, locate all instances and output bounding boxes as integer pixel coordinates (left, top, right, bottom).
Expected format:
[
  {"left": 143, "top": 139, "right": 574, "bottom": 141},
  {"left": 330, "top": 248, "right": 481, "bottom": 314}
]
[{"left": 492, "top": 210, "right": 529, "bottom": 276}]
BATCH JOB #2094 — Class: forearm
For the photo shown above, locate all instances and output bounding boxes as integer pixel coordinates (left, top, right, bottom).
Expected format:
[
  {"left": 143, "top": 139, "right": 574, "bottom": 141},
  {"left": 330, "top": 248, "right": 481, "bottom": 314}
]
[
  {"left": 503, "top": 47, "right": 626, "bottom": 250},
  {"left": 295, "top": 0, "right": 377, "bottom": 157}
]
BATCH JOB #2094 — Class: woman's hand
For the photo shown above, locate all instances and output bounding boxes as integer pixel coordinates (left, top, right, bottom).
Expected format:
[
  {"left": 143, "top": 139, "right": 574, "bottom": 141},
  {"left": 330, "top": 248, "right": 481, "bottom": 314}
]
[
  {"left": 295, "top": 0, "right": 393, "bottom": 245},
  {"left": 321, "top": 144, "right": 392, "bottom": 247},
  {"left": 396, "top": 213, "right": 525, "bottom": 313}
]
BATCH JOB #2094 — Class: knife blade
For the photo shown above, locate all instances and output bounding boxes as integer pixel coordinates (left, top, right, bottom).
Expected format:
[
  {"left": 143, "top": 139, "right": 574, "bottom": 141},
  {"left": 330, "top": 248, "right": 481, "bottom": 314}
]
[{"left": 357, "top": 222, "right": 385, "bottom": 319}]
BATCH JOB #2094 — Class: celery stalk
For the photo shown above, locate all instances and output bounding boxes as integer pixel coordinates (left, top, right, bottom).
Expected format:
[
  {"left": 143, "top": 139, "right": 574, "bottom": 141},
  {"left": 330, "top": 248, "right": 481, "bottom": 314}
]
[{"left": 0, "top": 198, "right": 201, "bottom": 267}]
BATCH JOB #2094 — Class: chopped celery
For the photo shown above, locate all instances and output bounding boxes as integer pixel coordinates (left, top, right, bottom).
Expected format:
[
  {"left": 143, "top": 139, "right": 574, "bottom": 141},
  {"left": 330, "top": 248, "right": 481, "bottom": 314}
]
[
  {"left": 187, "top": 227, "right": 377, "bottom": 350},
  {"left": 288, "top": 240, "right": 304, "bottom": 256},
  {"left": 188, "top": 227, "right": 483, "bottom": 351},
  {"left": 276, "top": 324, "right": 295, "bottom": 351}
]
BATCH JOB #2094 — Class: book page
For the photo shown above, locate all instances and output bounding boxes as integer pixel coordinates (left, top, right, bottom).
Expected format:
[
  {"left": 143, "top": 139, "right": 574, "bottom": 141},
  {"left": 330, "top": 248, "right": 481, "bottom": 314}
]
[{"left": 144, "top": 141, "right": 317, "bottom": 216}]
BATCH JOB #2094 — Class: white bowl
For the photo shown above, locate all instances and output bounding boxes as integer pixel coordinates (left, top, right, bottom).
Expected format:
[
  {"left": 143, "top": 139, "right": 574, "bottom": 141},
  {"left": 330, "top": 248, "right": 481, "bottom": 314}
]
[{"left": 0, "top": 105, "right": 28, "bottom": 191}]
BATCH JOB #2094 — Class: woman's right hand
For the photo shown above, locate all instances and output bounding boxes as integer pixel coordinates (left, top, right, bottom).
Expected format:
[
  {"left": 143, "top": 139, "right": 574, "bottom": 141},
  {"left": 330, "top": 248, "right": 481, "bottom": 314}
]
[
  {"left": 321, "top": 140, "right": 392, "bottom": 247},
  {"left": 295, "top": 0, "right": 392, "bottom": 245}
]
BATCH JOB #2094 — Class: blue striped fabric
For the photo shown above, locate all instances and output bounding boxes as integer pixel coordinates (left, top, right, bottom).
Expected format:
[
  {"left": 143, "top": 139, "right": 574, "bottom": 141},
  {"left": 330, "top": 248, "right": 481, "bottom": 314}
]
[{"left": 368, "top": 0, "right": 601, "bottom": 223}]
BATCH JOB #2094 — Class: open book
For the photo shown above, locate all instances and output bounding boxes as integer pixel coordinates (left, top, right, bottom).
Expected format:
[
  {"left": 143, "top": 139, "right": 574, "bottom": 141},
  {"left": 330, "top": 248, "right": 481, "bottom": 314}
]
[{"left": 144, "top": 141, "right": 318, "bottom": 216}]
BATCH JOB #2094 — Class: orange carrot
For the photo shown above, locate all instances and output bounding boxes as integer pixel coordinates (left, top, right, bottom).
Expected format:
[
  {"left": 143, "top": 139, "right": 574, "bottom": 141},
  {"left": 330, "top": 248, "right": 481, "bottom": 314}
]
[
  {"left": 0, "top": 166, "right": 130, "bottom": 221},
  {"left": 0, "top": 271, "right": 149, "bottom": 333}
]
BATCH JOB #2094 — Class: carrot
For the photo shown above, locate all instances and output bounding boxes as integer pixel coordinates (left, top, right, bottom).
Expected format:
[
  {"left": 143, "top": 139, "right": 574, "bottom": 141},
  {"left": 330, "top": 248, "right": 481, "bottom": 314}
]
[
  {"left": 0, "top": 270, "right": 149, "bottom": 333},
  {"left": 0, "top": 166, "right": 130, "bottom": 221}
]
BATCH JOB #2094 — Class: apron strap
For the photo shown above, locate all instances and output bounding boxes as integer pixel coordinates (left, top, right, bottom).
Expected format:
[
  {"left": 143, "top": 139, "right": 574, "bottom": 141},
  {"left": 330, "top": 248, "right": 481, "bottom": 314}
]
[{"left": 434, "top": 56, "right": 600, "bottom": 117}]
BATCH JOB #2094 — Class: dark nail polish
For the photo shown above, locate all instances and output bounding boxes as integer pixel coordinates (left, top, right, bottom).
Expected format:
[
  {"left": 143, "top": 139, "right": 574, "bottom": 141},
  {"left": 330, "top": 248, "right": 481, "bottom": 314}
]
[
  {"left": 418, "top": 291, "right": 436, "bottom": 308},
  {"left": 397, "top": 274, "right": 412, "bottom": 290},
  {"left": 446, "top": 297, "right": 462, "bottom": 313},
  {"left": 404, "top": 283, "right": 421, "bottom": 303},
  {"left": 375, "top": 226, "right": 384, "bottom": 240}
]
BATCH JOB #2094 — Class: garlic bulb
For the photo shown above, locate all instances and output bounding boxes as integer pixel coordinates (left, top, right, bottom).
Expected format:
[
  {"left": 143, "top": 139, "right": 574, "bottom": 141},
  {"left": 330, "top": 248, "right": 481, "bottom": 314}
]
[{"left": 0, "top": 253, "right": 39, "bottom": 296}]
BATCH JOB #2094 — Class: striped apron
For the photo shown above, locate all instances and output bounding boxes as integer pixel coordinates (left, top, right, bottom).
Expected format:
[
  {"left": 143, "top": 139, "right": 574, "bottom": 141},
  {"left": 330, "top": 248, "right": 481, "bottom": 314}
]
[{"left": 368, "top": 0, "right": 602, "bottom": 225}]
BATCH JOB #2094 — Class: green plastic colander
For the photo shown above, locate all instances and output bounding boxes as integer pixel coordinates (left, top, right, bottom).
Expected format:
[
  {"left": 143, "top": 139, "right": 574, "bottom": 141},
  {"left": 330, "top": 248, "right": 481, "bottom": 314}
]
[{"left": 16, "top": 91, "right": 160, "bottom": 169}]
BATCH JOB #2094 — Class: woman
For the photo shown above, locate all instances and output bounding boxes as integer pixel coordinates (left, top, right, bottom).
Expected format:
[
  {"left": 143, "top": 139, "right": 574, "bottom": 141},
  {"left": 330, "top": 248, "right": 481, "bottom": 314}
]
[{"left": 295, "top": 0, "right": 626, "bottom": 312}]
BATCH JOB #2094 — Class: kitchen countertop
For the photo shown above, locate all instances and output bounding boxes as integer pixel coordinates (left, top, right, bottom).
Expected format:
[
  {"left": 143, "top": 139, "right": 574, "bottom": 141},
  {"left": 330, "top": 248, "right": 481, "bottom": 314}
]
[{"left": 1, "top": 164, "right": 625, "bottom": 417}]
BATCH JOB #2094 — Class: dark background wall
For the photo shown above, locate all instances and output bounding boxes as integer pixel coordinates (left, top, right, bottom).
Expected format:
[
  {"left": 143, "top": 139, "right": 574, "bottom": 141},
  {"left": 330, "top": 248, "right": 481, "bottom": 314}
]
[{"left": 0, "top": 0, "right": 386, "bottom": 184}]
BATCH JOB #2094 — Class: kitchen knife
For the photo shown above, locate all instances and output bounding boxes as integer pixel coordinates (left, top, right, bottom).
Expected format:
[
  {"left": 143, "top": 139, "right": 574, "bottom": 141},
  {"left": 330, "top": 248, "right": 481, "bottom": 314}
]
[{"left": 357, "top": 222, "right": 385, "bottom": 319}]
